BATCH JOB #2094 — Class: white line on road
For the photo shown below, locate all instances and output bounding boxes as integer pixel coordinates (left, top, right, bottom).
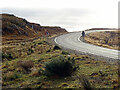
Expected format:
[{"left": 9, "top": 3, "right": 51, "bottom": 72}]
[{"left": 54, "top": 30, "right": 119, "bottom": 59}]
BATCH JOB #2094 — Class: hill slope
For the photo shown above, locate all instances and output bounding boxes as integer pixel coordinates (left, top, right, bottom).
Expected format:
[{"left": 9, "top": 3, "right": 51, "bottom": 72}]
[
  {"left": 85, "top": 31, "right": 119, "bottom": 50},
  {"left": 1, "top": 14, "right": 67, "bottom": 41}
]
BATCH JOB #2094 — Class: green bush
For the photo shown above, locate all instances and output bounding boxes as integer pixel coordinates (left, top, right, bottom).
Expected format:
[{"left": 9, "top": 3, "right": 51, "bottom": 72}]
[
  {"left": 38, "top": 42, "right": 43, "bottom": 45},
  {"left": 53, "top": 45, "right": 61, "bottom": 50},
  {"left": 46, "top": 49, "right": 51, "bottom": 53},
  {"left": 2, "top": 53, "right": 14, "bottom": 60},
  {"left": 43, "top": 41, "right": 49, "bottom": 44},
  {"left": 44, "top": 56, "right": 76, "bottom": 77},
  {"left": 27, "top": 48, "right": 34, "bottom": 55}
]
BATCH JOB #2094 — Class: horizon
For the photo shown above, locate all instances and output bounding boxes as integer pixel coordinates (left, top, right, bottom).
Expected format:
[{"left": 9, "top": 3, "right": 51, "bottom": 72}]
[{"left": 1, "top": 0, "right": 119, "bottom": 32}]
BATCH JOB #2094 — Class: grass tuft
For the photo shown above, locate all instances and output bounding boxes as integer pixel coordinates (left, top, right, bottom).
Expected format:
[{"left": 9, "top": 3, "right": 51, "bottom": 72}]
[{"left": 17, "top": 60, "right": 34, "bottom": 73}]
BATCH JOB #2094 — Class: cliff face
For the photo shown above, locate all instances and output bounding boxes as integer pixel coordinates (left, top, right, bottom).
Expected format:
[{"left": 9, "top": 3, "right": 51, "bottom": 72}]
[{"left": 1, "top": 14, "right": 67, "bottom": 40}]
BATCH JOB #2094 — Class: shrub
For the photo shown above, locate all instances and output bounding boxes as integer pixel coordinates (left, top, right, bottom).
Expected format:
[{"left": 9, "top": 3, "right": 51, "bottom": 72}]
[
  {"left": 62, "top": 51, "right": 69, "bottom": 55},
  {"left": 17, "top": 60, "right": 34, "bottom": 73},
  {"left": 53, "top": 45, "right": 61, "bottom": 50},
  {"left": 46, "top": 49, "right": 51, "bottom": 53},
  {"left": 3, "top": 72, "right": 21, "bottom": 81},
  {"left": 77, "top": 74, "right": 92, "bottom": 90},
  {"left": 44, "top": 56, "right": 76, "bottom": 77},
  {"left": 43, "top": 41, "right": 49, "bottom": 45},
  {"left": 38, "top": 42, "right": 43, "bottom": 45},
  {"left": 27, "top": 48, "right": 34, "bottom": 55},
  {"left": 2, "top": 53, "right": 14, "bottom": 60},
  {"left": 38, "top": 58, "right": 44, "bottom": 62}
]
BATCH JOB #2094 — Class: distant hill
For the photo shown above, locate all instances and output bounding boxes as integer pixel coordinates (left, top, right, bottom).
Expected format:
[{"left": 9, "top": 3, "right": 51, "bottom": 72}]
[
  {"left": 85, "top": 28, "right": 118, "bottom": 31},
  {"left": 85, "top": 28, "right": 117, "bottom": 31},
  {"left": 85, "top": 30, "right": 120, "bottom": 50},
  {"left": 1, "top": 14, "right": 67, "bottom": 40}
]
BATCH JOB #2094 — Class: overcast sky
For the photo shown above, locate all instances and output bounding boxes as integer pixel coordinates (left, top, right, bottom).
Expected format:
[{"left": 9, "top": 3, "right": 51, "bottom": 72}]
[{"left": 1, "top": 0, "right": 119, "bottom": 32}]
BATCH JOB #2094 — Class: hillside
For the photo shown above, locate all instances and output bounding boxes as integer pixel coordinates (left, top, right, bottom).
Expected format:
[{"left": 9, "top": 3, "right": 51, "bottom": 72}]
[
  {"left": 85, "top": 28, "right": 117, "bottom": 31},
  {"left": 1, "top": 14, "right": 67, "bottom": 41},
  {"left": 84, "top": 31, "right": 120, "bottom": 50},
  {"left": 1, "top": 14, "right": 119, "bottom": 89},
  {"left": 2, "top": 33, "right": 118, "bottom": 89}
]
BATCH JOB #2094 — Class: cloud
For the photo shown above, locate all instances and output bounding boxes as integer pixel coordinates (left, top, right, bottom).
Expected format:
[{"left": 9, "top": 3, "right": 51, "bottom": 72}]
[
  {"left": 1, "top": 8, "right": 92, "bottom": 24},
  {"left": 1, "top": 8, "right": 94, "bottom": 31},
  {"left": 2, "top": 7, "right": 117, "bottom": 32}
]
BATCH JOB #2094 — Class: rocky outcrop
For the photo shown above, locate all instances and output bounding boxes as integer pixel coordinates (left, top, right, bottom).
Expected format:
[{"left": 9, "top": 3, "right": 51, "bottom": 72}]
[{"left": 42, "top": 26, "right": 67, "bottom": 35}]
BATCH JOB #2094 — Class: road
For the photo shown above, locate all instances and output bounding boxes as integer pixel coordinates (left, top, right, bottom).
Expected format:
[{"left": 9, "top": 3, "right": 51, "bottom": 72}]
[{"left": 54, "top": 30, "right": 119, "bottom": 60}]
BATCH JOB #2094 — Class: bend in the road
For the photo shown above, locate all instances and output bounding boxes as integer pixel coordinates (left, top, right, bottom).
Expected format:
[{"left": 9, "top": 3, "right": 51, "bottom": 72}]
[{"left": 54, "top": 30, "right": 119, "bottom": 60}]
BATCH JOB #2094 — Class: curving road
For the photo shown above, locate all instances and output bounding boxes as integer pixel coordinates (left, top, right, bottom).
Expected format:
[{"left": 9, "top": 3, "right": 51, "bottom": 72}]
[{"left": 54, "top": 30, "right": 119, "bottom": 60}]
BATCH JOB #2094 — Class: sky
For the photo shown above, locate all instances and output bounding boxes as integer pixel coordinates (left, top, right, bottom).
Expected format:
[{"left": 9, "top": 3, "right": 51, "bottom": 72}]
[{"left": 0, "top": 0, "right": 119, "bottom": 32}]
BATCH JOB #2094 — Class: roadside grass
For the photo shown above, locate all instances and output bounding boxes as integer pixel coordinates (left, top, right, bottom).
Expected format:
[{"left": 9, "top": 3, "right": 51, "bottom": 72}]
[
  {"left": 84, "top": 31, "right": 119, "bottom": 50},
  {"left": 2, "top": 36, "right": 119, "bottom": 88}
]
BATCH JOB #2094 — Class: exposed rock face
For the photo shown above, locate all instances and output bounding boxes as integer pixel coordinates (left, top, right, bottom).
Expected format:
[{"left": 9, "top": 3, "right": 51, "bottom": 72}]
[
  {"left": 42, "top": 26, "right": 67, "bottom": 35},
  {"left": 2, "top": 14, "right": 43, "bottom": 37},
  {"left": 1, "top": 14, "right": 67, "bottom": 39}
]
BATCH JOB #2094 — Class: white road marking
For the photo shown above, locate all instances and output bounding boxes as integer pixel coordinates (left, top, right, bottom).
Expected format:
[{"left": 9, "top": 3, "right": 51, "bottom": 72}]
[{"left": 54, "top": 30, "right": 119, "bottom": 59}]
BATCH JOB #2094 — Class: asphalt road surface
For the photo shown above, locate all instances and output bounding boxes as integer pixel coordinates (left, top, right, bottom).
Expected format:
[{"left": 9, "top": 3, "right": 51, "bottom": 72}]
[{"left": 54, "top": 30, "right": 119, "bottom": 60}]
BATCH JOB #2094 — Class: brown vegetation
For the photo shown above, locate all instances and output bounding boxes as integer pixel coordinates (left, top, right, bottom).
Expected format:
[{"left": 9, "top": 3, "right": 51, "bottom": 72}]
[
  {"left": 17, "top": 60, "right": 34, "bottom": 73},
  {"left": 1, "top": 14, "right": 67, "bottom": 42},
  {"left": 1, "top": 14, "right": 119, "bottom": 89},
  {"left": 2, "top": 37, "right": 118, "bottom": 88},
  {"left": 85, "top": 28, "right": 117, "bottom": 31},
  {"left": 85, "top": 31, "right": 120, "bottom": 50}
]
